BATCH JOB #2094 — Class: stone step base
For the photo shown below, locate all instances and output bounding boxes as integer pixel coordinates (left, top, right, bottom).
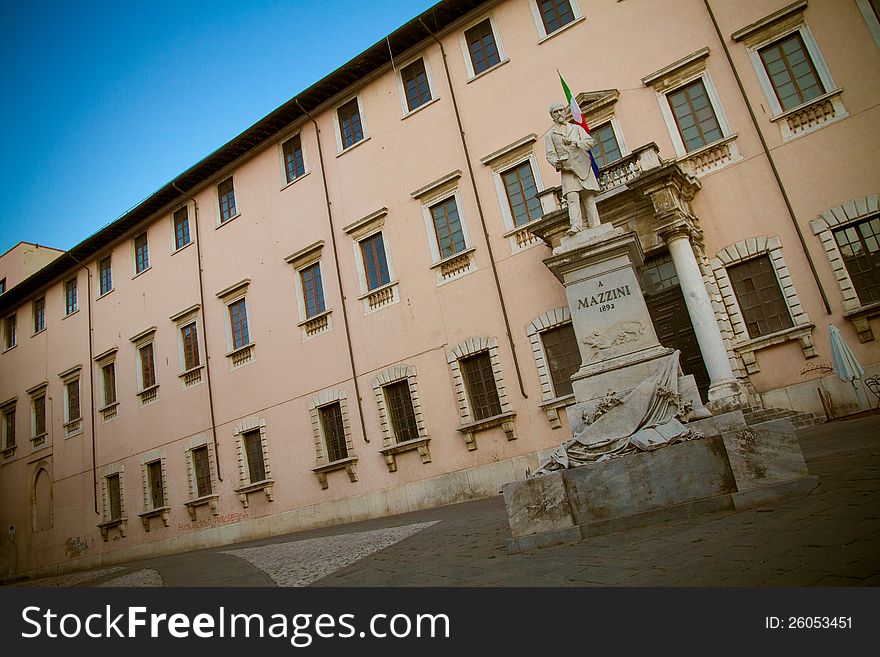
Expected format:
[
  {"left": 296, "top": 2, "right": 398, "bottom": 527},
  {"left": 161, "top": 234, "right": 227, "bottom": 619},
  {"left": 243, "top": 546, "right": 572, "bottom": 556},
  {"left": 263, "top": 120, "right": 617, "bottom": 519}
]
[{"left": 743, "top": 406, "right": 823, "bottom": 428}]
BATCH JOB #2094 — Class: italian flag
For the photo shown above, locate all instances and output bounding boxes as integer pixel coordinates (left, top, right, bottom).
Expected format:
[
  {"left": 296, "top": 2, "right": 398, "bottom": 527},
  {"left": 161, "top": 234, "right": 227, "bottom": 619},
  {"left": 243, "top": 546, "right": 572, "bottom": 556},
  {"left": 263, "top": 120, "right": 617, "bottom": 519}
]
[{"left": 559, "top": 70, "right": 601, "bottom": 179}]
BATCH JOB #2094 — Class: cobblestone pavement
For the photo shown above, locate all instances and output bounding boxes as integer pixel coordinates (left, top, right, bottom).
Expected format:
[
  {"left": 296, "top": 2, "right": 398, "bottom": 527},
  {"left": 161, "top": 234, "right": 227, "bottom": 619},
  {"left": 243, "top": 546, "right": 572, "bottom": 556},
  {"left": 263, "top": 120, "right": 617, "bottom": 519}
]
[{"left": 12, "top": 415, "right": 880, "bottom": 587}]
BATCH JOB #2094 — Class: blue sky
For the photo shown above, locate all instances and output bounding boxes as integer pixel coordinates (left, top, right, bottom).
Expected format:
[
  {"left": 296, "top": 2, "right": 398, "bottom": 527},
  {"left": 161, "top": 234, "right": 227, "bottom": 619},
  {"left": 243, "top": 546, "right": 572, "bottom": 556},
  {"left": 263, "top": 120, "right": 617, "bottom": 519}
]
[{"left": 0, "top": 0, "right": 438, "bottom": 255}]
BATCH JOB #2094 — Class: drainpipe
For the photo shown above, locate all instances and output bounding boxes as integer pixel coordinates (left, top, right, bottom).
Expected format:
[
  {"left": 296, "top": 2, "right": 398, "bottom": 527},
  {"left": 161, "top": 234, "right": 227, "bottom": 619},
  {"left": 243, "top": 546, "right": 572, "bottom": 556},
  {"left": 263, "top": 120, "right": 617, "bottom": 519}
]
[
  {"left": 295, "top": 99, "right": 371, "bottom": 443},
  {"left": 703, "top": 0, "right": 831, "bottom": 315},
  {"left": 172, "top": 183, "right": 223, "bottom": 479},
  {"left": 418, "top": 18, "right": 529, "bottom": 398},
  {"left": 67, "top": 252, "right": 98, "bottom": 514}
]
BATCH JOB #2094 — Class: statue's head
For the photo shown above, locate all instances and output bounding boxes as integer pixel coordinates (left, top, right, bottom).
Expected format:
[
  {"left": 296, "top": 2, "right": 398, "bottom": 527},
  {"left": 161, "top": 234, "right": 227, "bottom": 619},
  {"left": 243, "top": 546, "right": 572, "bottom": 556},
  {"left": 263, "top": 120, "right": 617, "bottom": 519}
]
[{"left": 549, "top": 101, "right": 567, "bottom": 123}]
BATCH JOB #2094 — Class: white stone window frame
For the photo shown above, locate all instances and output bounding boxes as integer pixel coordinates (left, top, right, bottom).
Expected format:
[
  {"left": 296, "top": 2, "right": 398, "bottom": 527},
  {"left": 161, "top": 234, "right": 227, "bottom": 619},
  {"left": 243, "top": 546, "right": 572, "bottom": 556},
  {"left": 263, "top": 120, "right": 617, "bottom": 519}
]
[
  {"left": 132, "top": 230, "right": 151, "bottom": 279},
  {"left": 411, "top": 171, "right": 477, "bottom": 286},
  {"left": 332, "top": 92, "right": 370, "bottom": 155},
  {"left": 732, "top": 3, "right": 847, "bottom": 141},
  {"left": 138, "top": 448, "right": 170, "bottom": 531},
  {"left": 32, "top": 296, "right": 46, "bottom": 336},
  {"left": 590, "top": 116, "right": 629, "bottom": 169},
  {"left": 643, "top": 47, "right": 741, "bottom": 178},
  {"left": 480, "top": 134, "right": 546, "bottom": 255},
  {"left": 856, "top": 0, "right": 880, "bottom": 49},
  {"left": 216, "top": 279, "right": 255, "bottom": 370},
  {"left": 309, "top": 389, "right": 358, "bottom": 489},
  {"left": 183, "top": 433, "right": 220, "bottom": 519},
  {"left": 710, "top": 235, "right": 816, "bottom": 374},
  {"left": 232, "top": 416, "right": 274, "bottom": 507},
  {"left": 2, "top": 311, "right": 15, "bottom": 352},
  {"left": 285, "top": 240, "right": 333, "bottom": 339},
  {"left": 342, "top": 208, "right": 400, "bottom": 315},
  {"left": 95, "top": 251, "right": 114, "bottom": 300},
  {"left": 26, "top": 381, "right": 48, "bottom": 449},
  {"left": 458, "top": 12, "right": 509, "bottom": 81},
  {"left": 528, "top": 0, "right": 584, "bottom": 43},
  {"left": 63, "top": 276, "right": 78, "bottom": 317},
  {"left": 94, "top": 346, "right": 118, "bottom": 422},
  {"left": 98, "top": 462, "right": 126, "bottom": 540},
  {"left": 372, "top": 364, "right": 431, "bottom": 472},
  {"left": 526, "top": 308, "right": 578, "bottom": 428},
  {"left": 277, "top": 128, "right": 311, "bottom": 190},
  {"left": 130, "top": 326, "right": 159, "bottom": 406},
  {"left": 810, "top": 194, "right": 880, "bottom": 342},
  {"left": 214, "top": 175, "right": 241, "bottom": 228},
  {"left": 447, "top": 337, "right": 516, "bottom": 451},
  {"left": 170, "top": 304, "right": 205, "bottom": 389},
  {"left": 170, "top": 200, "right": 195, "bottom": 254},
  {"left": 394, "top": 52, "right": 440, "bottom": 118},
  {"left": 59, "top": 364, "right": 83, "bottom": 439},
  {"left": 1, "top": 397, "right": 17, "bottom": 460}
]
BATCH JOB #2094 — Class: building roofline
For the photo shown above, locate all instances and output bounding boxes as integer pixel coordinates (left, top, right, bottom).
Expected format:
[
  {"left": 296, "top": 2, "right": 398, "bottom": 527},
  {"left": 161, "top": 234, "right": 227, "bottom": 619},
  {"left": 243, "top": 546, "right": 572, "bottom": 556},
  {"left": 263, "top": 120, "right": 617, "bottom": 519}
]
[
  {"left": 0, "top": 241, "right": 64, "bottom": 261},
  {"left": 0, "top": 0, "right": 488, "bottom": 312}
]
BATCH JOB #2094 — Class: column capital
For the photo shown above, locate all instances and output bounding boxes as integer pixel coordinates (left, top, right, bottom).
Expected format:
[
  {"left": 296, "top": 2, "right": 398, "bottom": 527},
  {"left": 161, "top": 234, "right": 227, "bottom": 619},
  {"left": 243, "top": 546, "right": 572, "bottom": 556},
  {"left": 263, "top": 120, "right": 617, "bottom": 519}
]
[{"left": 657, "top": 218, "right": 703, "bottom": 246}]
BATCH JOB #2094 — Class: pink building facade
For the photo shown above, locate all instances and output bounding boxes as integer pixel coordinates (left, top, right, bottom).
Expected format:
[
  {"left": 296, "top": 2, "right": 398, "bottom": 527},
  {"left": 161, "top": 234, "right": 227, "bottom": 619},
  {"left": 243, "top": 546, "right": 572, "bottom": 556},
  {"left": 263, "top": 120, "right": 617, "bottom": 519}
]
[{"left": 1, "top": 0, "right": 878, "bottom": 579}]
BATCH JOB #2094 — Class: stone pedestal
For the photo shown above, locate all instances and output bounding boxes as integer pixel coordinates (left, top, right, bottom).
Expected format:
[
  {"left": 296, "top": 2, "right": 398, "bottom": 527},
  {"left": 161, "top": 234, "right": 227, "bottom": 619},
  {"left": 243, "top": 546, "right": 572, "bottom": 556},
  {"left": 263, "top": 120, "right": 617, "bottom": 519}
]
[{"left": 543, "top": 227, "right": 695, "bottom": 426}]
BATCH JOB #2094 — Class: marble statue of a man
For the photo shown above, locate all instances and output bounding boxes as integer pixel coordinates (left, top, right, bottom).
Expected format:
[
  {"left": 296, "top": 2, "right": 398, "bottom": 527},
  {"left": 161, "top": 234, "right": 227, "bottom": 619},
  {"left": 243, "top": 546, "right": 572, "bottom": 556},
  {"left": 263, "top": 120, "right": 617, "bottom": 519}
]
[{"left": 545, "top": 101, "right": 601, "bottom": 234}]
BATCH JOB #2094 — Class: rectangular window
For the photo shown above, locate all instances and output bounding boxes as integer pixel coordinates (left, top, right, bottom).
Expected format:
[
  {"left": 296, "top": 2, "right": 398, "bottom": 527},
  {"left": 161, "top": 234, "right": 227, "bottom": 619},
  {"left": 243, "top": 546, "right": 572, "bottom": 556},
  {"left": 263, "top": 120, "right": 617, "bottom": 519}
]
[
  {"left": 464, "top": 19, "right": 501, "bottom": 75},
  {"left": 542, "top": 323, "right": 582, "bottom": 398},
  {"left": 300, "top": 263, "right": 326, "bottom": 319},
  {"left": 320, "top": 403, "right": 349, "bottom": 462},
  {"left": 102, "top": 362, "right": 116, "bottom": 406},
  {"left": 0, "top": 278, "right": 5, "bottom": 294},
  {"left": 66, "top": 379, "right": 80, "bottom": 422},
  {"left": 33, "top": 297, "right": 45, "bottom": 334},
  {"left": 107, "top": 473, "right": 122, "bottom": 521},
  {"left": 834, "top": 216, "right": 880, "bottom": 305},
  {"left": 359, "top": 233, "right": 391, "bottom": 291},
  {"left": 65, "top": 278, "right": 77, "bottom": 315},
  {"left": 3, "top": 407, "right": 14, "bottom": 449},
  {"left": 229, "top": 299, "right": 250, "bottom": 349},
  {"left": 461, "top": 352, "right": 502, "bottom": 421},
  {"left": 282, "top": 134, "right": 306, "bottom": 183},
  {"left": 501, "top": 162, "right": 542, "bottom": 227},
  {"left": 147, "top": 460, "right": 164, "bottom": 508},
  {"left": 139, "top": 343, "right": 156, "bottom": 389},
  {"left": 384, "top": 381, "right": 419, "bottom": 443},
  {"left": 590, "top": 122, "right": 622, "bottom": 167},
  {"left": 759, "top": 33, "right": 824, "bottom": 112},
  {"left": 218, "top": 177, "right": 237, "bottom": 223},
  {"left": 174, "top": 207, "right": 191, "bottom": 249},
  {"left": 538, "top": 0, "right": 576, "bottom": 34},
  {"left": 181, "top": 322, "right": 200, "bottom": 370},
  {"left": 667, "top": 79, "right": 722, "bottom": 152},
  {"left": 192, "top": 445, "right": 212, "bottom": 497},
  {"left": 728, "top": 255, "right": 794, "bottom": 338},
  {"left": 401, "top": 58, "right": 432, "bottom": 112},
  {"left": 33, "top": 394, "right": 46, "bottom": 437},
  {"left": 337, "top": 98, "right": 364, "bottom": 149},
  {"left": 430, "top": 197, "right": 467, "bottom": 258},
  {"left": 134, "top": 232, "right": 149, "bottom": 274},
  {"left": 99, "top": 256, "right": 112, "bottom": 295},
  {"left": 4, "top": 314, "right": 15, "bottom": 349},
  {"left": 243, "top": 430, "right": 266, "bottom": 482}
]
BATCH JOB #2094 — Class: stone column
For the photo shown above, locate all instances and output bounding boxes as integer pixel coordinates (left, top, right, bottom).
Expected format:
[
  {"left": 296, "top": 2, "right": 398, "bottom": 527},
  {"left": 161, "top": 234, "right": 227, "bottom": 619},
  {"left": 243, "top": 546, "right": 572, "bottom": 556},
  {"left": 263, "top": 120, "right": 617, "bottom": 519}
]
[{"left": 664, "top": 228, "right": 744, "bottom": 411}]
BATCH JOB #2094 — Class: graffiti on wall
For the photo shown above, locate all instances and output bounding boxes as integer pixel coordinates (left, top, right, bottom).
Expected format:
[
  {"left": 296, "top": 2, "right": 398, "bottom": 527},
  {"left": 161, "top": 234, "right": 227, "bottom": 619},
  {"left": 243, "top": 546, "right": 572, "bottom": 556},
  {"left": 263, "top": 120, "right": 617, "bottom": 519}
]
[
  {"left": 64, "top": 536, "right": 91, "bottom": 558},
  {"left": 177, "top": 512, "right": 249, "bottom": 532}
]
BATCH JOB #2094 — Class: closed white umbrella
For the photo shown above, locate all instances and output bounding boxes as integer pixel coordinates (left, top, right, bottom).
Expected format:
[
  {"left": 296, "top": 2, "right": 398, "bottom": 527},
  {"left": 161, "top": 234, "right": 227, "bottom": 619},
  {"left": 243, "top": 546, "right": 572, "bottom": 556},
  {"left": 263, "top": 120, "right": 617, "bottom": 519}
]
[{"left": 828, "top": 323, "right": 867, "bottom": 410}]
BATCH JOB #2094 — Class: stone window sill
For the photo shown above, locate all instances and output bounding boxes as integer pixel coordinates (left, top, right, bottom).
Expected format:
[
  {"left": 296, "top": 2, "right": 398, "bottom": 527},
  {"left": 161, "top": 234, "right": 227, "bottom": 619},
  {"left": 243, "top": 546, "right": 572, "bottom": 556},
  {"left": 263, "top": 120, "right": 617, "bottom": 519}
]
[
  {"left": 132, "top": 266, "right": 152, "bottom": 281},
  {"left": 97, "top": 517, "right": 127, "bottom": 541},
  {"left": 402, "top": 96, "right": 440, "bottom": 120},
  {"left": 431, "top": 247, "right": 476, "bottom": 286},
  {"left": 138, "top": 384, "right": 159, "bottom": 406},
  {"left": 312, "top": 456, "right": 358, "bottom": 489},
  {"left": 64, "top": 417, "right": 83, "bottom": 438},
  {"left": 171, "top": 241, "right": 194, "bottom": 256},
  {"left": 280, "top": 170, "right": 311, "bottom": 192},
  {"left": 677, "top": 134, "right": 740, "bottom": 177},
  {"left": 99, "top": 402, "right": 119, "bottom": 422},
  {"left": 457, "top": 411, "right": 516, "bottom": 451},
  {"left": 216, "top": 213, "right": 242, "bottom": 230},
  {"left": 539, "top": 394, "right": 576, "bottom": 429},
  {"left": 336, "top": 136, "right": 371, "bottom": 158},
  {"left": 843, "top": 301, "right": 880, "bottom": 343},
  {"left": 1, "top": 444, "right": 16, "bottom": 461},
  {"left": 31, "top": 433, "right": 48, "bottom": 449},
  {"left": 503, "top": 219, "right": 544, "bottom": 252},
  {"left": 466, "top": 58, "right": 510, "bottom": 84},
  {"left": 138, "top": 506, "right": 171, "bottom": 531},
  {"left": 96, "top": 288, "right": 115, "bottom": 301},
  {"left": 536, "top": 15, "right": 586, "bottom": 44},
  {"left": 734, "top": 323, "right": 816, "bottom": 374},
  {"left": 770, "top": 89, "right": 847, "bottom": 141},
  {"left": 298, "top": 309, "right": 332, "bottom": 339},
  {"left": 227, "top": 343, "right": 255, "bottom": 369},
  {"left": 184, "top": 493, "right": 220, "bottom": 520},
  {"left": 179, "top": 364, "right": 204, "bottom": 388},
  {"left": 234, "top": 478, "right": 274, "bottom": 508},
  {"left": 62, "top": 309, "right": 79, "bottom": 321},
  {"left": 379, "top": 437, "right": 431, "bottom": 472},
  {"left": 359, "top": 280, "right": 399, "bottom": 314}
]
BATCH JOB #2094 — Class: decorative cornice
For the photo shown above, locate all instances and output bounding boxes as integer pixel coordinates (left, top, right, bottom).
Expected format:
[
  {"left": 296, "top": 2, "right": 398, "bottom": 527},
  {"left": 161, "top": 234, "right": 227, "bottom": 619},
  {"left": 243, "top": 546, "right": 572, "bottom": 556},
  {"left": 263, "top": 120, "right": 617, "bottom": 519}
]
[
  {"left": 410, "top": 170, "right": 462, "bottom": 200},
  {"left": 732, "top": 0, "right": 808, "bottom": 42},
  {"left": 642, "top": 47, "right": 710, "bottom": 87},
  {"left": 129, "top": 326, "right": 158, "bottom": 344},
  {"left": 215, "top": 279, "right": 251, "bottom": 300},
  {"left": 342, "top": 208, "right": 388, "bottom": 237},
  {"left": 284, "top": 240, "right": 325, "bottom": 267},
  {"left": 169, "top": 304, "right": 201, "bottom": 322},
  {"left": 479, "top": 135, "right": 538, "bottom": 167}
]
